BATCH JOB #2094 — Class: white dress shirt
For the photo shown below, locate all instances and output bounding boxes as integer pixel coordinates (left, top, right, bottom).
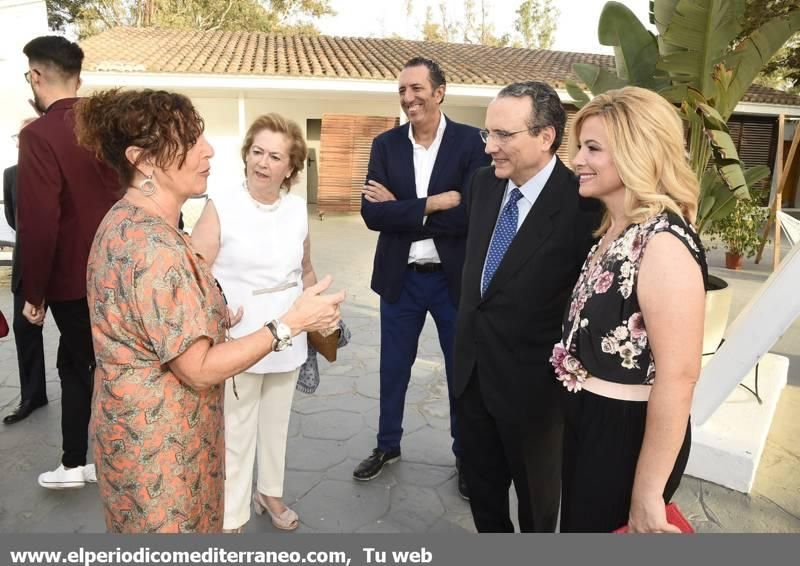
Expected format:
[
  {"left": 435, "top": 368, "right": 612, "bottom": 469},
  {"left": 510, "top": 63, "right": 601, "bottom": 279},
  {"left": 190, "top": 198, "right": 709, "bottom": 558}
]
[
  {"left": 408, "top": 114, "right": 447, "bottom": 264},
  {"left": 481, "top": 154, "right": 557, "bottom": 282}
]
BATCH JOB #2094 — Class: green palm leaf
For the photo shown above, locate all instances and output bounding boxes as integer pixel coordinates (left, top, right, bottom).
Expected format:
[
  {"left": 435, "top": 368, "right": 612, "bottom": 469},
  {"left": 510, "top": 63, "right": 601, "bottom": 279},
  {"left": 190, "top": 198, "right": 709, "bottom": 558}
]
[
  {"left": 572, "top": 62, "right": 628, "bottom": 96},
  {"left": 698, "top": 166, "right": 770, "bottom": 231},
  {"left": 695, "top": 102, "right": 748, "bottom": 194},
  {"left": 599, "top": 1, "right": 662, "bottom": 87},
  {"left": 565, "top": 80, "right": 591, "bottom": 108},
  {"left": 720, "top": 10, "right": 800, "bottom": 118},
  {"left": 657, "top": 0, "right": 744, "bottom": 98}
]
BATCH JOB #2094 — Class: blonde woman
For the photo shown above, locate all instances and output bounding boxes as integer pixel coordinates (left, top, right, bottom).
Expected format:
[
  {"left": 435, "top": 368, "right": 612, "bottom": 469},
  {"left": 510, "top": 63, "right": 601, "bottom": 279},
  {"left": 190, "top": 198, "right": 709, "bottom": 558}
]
[
  {"left": 550, "top": 87, "right": 707, "bottom": 532},
  {"left": 192, "top": 113, "right": 315, "bottom": 532}
]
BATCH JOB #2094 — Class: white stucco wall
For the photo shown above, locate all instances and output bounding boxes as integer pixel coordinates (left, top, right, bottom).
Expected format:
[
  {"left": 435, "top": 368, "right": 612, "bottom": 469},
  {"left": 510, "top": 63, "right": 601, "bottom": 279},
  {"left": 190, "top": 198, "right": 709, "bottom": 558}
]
[
  {"left": 189, "top": 96, "right": 243, "bottom": 198},
  {"left": 444, "top": 105, "right": 490, "bottom": 128},
  {"left": 0, "top": 0, "right": 48, "bottom": 169},
  {"left": 77, "top": 74, "right": 519, "bottom": 217},
  {"left": 133, "top": 90, "right": 490, "bottom": 209},
  {"left": 241, "top": 96, "right": 398, "bottom": 201},
  {"left": 0, "top": 0, "right": 48, "bottom": 241},
  {"left": 201, "top": 95, "right": 488, "bottom": 204}
]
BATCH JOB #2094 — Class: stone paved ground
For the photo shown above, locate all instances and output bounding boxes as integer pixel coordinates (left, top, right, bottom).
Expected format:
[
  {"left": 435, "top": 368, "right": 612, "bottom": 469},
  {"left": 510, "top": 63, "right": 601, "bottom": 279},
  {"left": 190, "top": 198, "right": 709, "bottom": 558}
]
[{"left": 0, "top": 210, "right": 798, "bottom": 533}]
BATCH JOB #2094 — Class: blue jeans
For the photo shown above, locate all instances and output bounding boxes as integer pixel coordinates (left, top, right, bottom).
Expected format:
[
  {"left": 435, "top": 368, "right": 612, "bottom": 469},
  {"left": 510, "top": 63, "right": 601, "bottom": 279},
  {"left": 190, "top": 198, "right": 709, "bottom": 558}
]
[{"left": 377, "top": 269, "right": 460, "bottom": 458}]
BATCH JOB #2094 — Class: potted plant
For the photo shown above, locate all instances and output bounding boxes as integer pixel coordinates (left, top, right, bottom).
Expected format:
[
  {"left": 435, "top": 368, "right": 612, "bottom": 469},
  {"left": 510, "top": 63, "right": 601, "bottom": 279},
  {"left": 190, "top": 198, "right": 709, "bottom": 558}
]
[{"left": 706, "top": 198, "right": 769, "bottom": 270}]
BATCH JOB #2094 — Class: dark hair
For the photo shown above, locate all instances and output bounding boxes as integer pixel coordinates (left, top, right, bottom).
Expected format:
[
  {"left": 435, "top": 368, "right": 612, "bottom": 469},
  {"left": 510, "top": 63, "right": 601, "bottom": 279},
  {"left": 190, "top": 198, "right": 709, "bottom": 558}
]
[
  {"left": 403, "top": 57, "right": 446, "bottom": 103},
  {"left": 241, "top": 113, "right": 307, "bottom": 191},
  {"left": 23, "top": 35, "right": 84, "bottom": 78},
  {"left": 497, "top": 81, "right": 566, "bottom": 153},
  {"left": 74, "top": 89, "right": 205, "bottom": 186}
]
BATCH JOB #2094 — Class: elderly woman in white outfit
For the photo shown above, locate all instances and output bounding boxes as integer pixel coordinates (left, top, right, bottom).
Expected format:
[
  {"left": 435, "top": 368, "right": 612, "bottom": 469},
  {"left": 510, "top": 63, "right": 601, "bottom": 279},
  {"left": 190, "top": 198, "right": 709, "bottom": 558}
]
[{"left": 192, "top": 113, "right": 314, "bottom": 532}]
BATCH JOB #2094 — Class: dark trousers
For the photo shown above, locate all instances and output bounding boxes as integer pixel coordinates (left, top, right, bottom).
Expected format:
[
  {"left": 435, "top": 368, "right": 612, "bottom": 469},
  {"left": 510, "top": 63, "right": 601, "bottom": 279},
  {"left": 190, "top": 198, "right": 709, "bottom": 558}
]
[
  {"left": 378, "top": 269, "right": 460, "bottom": 457},
  {"left": 49, "top": 297, "right": 95, "bottom": 468},
  {"left": 560, "top": 389, "right": 691, "bottom": 532},
  {"left": 456, "top": 372, "right": 562, "bottom": 532},
  {"left": 12, "top": 292, "right": 48, "bottom": 405}
]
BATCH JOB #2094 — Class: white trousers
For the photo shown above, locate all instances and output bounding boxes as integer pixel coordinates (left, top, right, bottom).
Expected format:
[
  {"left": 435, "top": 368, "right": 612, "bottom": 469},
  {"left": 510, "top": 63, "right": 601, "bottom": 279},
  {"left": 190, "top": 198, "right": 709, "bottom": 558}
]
[{"left": 223, "top": 368, "right": 298, "bottom": 530}]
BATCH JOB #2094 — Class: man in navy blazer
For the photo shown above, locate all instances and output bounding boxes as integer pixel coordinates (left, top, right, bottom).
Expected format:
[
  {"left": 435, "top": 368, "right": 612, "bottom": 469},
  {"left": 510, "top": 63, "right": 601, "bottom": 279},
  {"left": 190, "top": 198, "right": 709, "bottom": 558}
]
[{"left": 355, "top": 58, "right": 489, "bottom": 495}]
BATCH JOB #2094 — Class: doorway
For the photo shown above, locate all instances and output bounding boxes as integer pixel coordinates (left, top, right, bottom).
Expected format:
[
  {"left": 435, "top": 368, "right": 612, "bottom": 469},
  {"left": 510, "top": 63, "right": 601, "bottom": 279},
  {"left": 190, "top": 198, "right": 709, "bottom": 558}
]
[{"left": 306, "top": 119, "right": 321, "bottom": 204}]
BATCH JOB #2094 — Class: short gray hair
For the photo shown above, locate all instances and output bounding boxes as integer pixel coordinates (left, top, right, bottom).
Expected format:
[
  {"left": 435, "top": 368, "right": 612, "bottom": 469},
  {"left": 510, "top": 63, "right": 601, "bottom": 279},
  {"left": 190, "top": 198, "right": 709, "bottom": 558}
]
[{"left": 497, "top": 81, "right": 565, "bottom": 153}]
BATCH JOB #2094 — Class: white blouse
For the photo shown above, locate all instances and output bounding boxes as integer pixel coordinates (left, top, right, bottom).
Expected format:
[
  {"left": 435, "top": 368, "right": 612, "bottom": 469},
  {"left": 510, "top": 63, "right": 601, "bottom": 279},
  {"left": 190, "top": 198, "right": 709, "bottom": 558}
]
[{"left": 210, "top": 185, "right": 308, "bottom": 373}]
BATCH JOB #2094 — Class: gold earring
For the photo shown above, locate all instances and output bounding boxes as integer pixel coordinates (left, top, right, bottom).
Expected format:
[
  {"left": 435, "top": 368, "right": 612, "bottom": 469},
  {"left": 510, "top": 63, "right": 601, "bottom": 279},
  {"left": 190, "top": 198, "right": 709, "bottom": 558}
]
[{"left": 139, "top": 173, "right": 157, "bottom": 196}]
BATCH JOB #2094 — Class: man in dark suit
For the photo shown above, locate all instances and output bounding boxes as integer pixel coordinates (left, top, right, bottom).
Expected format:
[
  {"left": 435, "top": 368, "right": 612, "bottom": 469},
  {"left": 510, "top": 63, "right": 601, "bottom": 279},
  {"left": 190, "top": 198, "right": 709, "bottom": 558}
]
[
  {"left": 355, "top": 57, "right": 489, "bottom": 495},
  {"left": 454, "top": 81, "right": 601, "bottom": 532},
  {"left": 17, "top": 36, "right": 119, "bottom": 489},
  {"left": 3, "top": 117, "right": 48, "bottom": 425}
]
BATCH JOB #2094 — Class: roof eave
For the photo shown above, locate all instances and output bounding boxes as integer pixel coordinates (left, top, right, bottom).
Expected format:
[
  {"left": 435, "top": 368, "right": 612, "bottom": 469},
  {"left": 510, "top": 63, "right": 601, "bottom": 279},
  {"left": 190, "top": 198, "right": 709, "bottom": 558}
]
[
  {"left": 81, "top": 72, "right": 798, "bottom": 114},
  {"left": 732, "top": 101, "right": 800, "bottom": 117}
]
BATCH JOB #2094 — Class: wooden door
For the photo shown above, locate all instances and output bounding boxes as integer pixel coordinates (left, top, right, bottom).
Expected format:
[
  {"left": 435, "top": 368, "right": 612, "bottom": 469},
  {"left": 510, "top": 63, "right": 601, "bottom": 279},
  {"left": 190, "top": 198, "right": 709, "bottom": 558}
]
[{"left": 318, "top": 114, "right": 398, "bottom": 213}]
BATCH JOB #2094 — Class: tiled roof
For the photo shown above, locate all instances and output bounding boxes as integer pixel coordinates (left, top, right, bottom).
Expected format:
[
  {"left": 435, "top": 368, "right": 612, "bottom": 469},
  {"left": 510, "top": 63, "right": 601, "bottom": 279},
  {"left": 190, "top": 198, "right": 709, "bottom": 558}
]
[{"left": 81, "top": 27, "right": 800, "bottom": 107}]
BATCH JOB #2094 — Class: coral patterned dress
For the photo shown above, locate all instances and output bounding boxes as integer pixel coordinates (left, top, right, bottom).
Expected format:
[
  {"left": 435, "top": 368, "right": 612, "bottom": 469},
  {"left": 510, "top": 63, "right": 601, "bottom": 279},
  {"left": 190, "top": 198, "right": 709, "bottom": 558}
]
[{"left": 87, "top": 200, "right": 228, "bottom": 533}]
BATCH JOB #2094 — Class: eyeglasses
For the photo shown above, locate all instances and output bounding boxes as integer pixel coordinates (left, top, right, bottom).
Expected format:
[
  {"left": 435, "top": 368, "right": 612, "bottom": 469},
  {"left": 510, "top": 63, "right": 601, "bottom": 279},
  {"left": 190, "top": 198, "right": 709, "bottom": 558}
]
[
  {"left": 11, "top": 134, "right": 19, "bottom": 143},
  {"left": 24, "top": 69, "right": 40, "bottom": 84},
  {"left": 479, "top": 127, "right": 540, "bottom": 144}
]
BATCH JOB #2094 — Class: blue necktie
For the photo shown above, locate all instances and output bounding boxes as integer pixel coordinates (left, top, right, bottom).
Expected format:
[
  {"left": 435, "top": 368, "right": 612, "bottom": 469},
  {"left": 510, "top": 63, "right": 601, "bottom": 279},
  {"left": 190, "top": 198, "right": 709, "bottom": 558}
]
[{"left": 482, "top": 188, "right": 523, "bottom": 296}]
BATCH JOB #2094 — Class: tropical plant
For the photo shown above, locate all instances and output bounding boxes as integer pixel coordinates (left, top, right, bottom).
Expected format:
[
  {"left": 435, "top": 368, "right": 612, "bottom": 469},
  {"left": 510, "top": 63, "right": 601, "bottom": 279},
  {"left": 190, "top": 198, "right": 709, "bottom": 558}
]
[
  {"left": 705, "top": 197, "right": 769, "bottom": 258},
  {"left": 565, "top": 0, "right": 800, "bottom": 232}
]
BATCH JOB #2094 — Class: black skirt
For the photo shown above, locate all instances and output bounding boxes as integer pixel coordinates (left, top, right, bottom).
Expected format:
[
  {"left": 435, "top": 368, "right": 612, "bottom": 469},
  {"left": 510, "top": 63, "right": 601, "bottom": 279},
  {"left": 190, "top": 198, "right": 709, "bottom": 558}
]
[{"left": 559, "top": 388, "right": 691, "bottom": 533}]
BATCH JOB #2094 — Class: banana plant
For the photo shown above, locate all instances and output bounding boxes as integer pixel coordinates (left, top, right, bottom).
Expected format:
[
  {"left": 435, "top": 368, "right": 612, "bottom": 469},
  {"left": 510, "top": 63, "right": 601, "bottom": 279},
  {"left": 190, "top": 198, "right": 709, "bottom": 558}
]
[
  {"left": 697, "top": 164, "right": 771, "bottom": 232},
  {"left": 565, "top": 2, "right": 667, "bottom": 103},
  {"left": 565, "top": 0, "right": 800, "bottom": 232}
]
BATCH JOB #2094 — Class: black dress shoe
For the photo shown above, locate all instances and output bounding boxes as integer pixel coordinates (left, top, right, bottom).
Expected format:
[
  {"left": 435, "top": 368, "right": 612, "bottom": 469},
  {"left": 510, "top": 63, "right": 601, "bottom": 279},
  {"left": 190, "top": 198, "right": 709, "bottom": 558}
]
[
  {"left": 456, "top": 457, "right": 469, "bottom": 501},
  {"left": 3, "top": 399, "right": 48, "bottom": 425},
  {"left": 353, "top": 448, "right": 401, "bottom": 481}
]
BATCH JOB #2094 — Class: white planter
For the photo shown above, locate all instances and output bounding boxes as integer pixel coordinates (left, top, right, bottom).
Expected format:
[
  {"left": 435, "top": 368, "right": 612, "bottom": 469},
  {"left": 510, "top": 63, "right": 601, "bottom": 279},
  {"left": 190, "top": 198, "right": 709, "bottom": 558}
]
[{"left": 703, "top": 274, "right": 733, "bottom": 355}]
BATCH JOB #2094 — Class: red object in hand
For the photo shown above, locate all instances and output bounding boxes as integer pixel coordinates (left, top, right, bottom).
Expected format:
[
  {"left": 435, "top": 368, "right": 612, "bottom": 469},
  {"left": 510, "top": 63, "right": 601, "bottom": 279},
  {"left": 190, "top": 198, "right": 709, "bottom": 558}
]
[
  {"left": 0, "top": 309, "right": 9, "bottom": 338},
  {"left": 614, "top": 503, "right": 694, "bottom": 533}
]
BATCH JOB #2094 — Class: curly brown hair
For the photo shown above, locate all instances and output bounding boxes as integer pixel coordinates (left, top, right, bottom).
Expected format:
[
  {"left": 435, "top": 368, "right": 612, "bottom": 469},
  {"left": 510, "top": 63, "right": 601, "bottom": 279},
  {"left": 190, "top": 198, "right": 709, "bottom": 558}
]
[
  {"left": 241, "top": 113, "right": 307, "bottom": 191},
  {"left": 74, "top": 89, "right": 204, "bottom": 186}
]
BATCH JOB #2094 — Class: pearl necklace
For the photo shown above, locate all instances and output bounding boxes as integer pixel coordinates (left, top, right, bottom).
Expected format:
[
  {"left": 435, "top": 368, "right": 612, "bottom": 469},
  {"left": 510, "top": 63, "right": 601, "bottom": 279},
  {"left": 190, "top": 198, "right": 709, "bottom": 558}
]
[{"left": 245, "top": 183, "right": 283, "bottom": 212}]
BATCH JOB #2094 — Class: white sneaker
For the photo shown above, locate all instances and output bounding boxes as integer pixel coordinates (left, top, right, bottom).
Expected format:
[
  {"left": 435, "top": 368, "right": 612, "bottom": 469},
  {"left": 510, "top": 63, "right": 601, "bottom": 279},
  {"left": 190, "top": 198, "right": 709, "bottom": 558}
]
[
  {"left": 82, "top": 463, "right": 97, "bottom": 483},
  {"left": 38, "top": 464, "right": 86, "bottom": 489}
]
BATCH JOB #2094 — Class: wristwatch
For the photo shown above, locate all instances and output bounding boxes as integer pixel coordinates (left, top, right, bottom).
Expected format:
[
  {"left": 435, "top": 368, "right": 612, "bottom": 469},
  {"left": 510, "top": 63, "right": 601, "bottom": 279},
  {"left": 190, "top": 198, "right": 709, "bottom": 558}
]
[{"left": 265, "top": 319, "right": 292, "bottom": 352}]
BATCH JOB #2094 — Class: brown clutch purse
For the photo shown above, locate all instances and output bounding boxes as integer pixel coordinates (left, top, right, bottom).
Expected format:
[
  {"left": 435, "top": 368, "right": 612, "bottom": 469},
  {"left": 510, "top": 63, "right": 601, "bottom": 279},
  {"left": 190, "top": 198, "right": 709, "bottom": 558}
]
[{"left": 308, "top": 327, "right": 341, "bottom": 363}]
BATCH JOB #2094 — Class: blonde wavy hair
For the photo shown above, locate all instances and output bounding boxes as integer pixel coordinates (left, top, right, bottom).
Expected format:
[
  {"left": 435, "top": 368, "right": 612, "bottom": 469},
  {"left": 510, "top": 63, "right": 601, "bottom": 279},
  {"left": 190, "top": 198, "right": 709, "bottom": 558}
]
[
  {"left": 241, "top": 113, "right": 307, "bottom": 191},
  {"left": 569, "top": 86, "right": 699, "bottom": 236}
]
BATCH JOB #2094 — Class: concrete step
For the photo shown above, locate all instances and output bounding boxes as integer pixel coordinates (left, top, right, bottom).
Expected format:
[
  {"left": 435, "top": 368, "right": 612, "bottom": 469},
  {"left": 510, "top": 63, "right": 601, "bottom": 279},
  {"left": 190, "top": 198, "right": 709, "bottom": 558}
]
[{"left": 686, "top": 352, "right": 788, "bottom": 493}]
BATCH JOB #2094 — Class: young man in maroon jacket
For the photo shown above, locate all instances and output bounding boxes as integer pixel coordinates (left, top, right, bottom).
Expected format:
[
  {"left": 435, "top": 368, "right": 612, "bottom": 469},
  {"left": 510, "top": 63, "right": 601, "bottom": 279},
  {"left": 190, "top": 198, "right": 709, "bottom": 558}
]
[{"left": 17, "top": 36, "right": 119, "bottom": 489}]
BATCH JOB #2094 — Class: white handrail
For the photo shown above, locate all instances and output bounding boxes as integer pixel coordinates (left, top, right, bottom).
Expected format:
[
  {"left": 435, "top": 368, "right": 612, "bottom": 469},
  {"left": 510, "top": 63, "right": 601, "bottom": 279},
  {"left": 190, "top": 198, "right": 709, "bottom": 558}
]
[{"left": 777, "top": 211, "right": 800, "bottom": 247}]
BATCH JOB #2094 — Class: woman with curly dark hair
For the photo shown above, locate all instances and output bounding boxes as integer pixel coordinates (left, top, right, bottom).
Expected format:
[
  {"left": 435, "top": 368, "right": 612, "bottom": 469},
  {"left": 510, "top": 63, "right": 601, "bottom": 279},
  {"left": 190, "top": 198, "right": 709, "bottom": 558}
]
[{"left": 75, "top": 89, "right": 344, "bottom": 533}]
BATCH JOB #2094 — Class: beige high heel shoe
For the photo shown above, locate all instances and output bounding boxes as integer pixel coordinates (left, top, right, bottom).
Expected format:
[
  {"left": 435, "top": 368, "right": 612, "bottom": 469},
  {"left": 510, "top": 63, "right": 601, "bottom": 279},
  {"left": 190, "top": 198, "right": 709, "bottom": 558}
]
[
  {"left": 222, "top": 526, "right": 244, "bottom": 534},
  {"left": 253, "top": 492, "right": 299, "bottom": 531}
]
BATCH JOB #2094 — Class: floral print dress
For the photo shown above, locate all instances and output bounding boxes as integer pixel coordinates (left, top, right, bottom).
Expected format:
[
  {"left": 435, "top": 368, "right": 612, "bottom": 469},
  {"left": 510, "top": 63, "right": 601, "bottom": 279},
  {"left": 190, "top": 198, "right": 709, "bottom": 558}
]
[
  {"left": 87, "top": 200, "right": 229, "bottom": 533},
  {"left": 551, "top": 212, "right": 707, "bottom": 392}
]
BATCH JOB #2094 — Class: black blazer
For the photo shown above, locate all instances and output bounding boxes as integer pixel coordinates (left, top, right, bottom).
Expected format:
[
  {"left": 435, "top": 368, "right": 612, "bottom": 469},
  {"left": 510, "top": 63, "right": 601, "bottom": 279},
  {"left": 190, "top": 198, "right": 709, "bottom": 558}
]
[
  {"left": 361, "top": 117, "right": 489, "bottom": 304},
  {"left": 3, "top": 165, "right": 21, "bottom": 294},
  {"left": 453, "top": 159, "right": 601, "bottom": 422}
]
